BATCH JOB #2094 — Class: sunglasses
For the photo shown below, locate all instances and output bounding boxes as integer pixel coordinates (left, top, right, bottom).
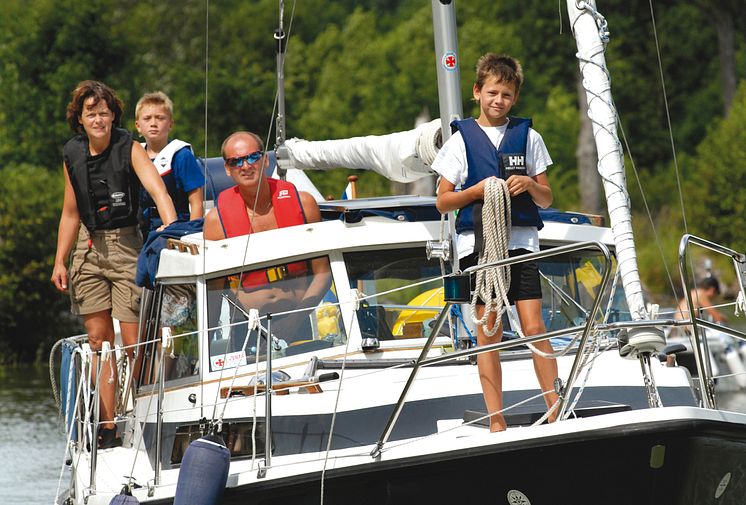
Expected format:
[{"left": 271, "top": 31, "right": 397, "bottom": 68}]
[{"left": 225, "top": 150, "right": 264, "bottom": 168}]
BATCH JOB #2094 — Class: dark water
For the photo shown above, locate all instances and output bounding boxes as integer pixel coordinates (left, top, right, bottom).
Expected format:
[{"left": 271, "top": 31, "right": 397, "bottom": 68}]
[
  {"left": 1, "top": 366, "right": 745, "bottom": 505},
  {"left": 0, "top": 366, "right": 66, "bottom": 505}
]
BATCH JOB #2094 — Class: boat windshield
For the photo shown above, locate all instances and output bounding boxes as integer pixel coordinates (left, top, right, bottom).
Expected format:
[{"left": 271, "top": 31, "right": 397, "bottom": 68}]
[
  {"left": 538, "top": 248, "right": 629, "bottom": 335},
  {"left": 344, "top": 247, "right": 445, "bottom": 340},
  {"left": 206, "top": 255, "right": 345, "bottom": 370},
  {"left": 139, "top": 284, "right": 199, "bottom": 387},
  {"left": 342, "top": 246, "right": 628, "bottom": 343}
]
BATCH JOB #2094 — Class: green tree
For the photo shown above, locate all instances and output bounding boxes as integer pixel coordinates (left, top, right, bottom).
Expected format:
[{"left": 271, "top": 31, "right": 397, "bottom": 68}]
[
  {"left": 289, "top": 6, "right": 440, "bottom": 197},
  {"left": 0, "top": 0, "right": 138, "bottom": 168},
  {"left": 0, "top": 165, "right": 76, "bottom": 363},
  {"left": 533, "top": 86, "right": 580, "bottom": 210},
  {"left": 603, "top": 1, "right": 723, "bottom": 172},
  {"left": 686, "top": 80, "right": 746, "bottom": 250}
]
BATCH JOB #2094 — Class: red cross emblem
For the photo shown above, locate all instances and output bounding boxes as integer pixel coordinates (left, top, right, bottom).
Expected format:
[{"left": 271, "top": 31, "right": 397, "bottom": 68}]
[
  {"left": 442, "top": 51, "right": 458, "bottom": 71},
  {"left": 215, "top": 358, "right": 225, "bottom": 368}
]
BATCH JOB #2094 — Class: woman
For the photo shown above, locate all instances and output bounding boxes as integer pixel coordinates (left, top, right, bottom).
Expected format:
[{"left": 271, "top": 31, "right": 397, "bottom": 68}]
[{"left": 51, "top": 80, "right": 176, "bottom": 449}]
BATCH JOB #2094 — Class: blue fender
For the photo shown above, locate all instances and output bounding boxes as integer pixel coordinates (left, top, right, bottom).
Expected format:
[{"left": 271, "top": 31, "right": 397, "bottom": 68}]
[
  {"left": 108, "top": 486, "right": 140, "bottom": 504},
  {"left": 173, "top": 434, "right": 231, "bottom": 505}
]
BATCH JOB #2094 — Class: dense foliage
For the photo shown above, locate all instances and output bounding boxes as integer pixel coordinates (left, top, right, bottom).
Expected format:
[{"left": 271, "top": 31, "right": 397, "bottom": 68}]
[
  {"left": 0, "top": 165, "right": 74, "bottom": 362},
  {"left": 686, "top": 83, "right": 746, "bottom": 251},
  {"left": 0, "top": 0, "right": 744, "bottom": 361}
]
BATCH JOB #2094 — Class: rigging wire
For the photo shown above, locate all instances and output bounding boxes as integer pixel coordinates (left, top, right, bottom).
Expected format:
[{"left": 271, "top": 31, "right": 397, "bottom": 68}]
[
  {"left": 646, "top": 0, "right": 703, "bottom": 320},
  {"left": 595, "top": 0, "right": 696, "bottom": 312},
  {"left": 215, "top": 310, "right": 260, "bottom": 429},
  {"left": 648, "top": 0, "right": 688, "bottom": 235},
  {"left": 200, "top": 0, "right": 210, "bottom": 423},
  {"left": 203, "top": 0, "right": 209, "bottom": 163},
  {"left": 571, "top": 1, "right": 652, "bottom": 321},
  {"left": 319, "top": 291, "right": 357, "bottom": 505},
  {"left": 125, "top": 335, "right": 167, "bottom": 492},
  {"left": 616, "top": 119, "right": 680, "bottom": 307},
  {"left": 53, "top": 346, "right": 87, "bottom": 504},
  {"left": 572, "top": 1, "right": 683, "bottom": 307},
  {"left": 233, "top": 0, "right": 297, "bottom": 296},
  {"left": 208, "top": 0, "right": 299, "bottom": 433}
]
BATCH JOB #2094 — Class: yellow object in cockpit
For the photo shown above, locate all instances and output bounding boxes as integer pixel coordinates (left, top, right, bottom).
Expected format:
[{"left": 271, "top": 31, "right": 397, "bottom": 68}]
[
  {"left": 576, "top": 260, "right": 603, "bottom": 296},
  {"left": 391, "top": 287, "right": 445, "bottom": 337}
]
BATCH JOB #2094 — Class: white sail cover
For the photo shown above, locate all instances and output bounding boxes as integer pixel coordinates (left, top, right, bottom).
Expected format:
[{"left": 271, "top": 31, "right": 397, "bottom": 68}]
[
  {"left": 567, "top": 0, "right": 647, "bottom": 320},
  {"left": 281, "top": 118, "right": 442, "bottom": 183}
]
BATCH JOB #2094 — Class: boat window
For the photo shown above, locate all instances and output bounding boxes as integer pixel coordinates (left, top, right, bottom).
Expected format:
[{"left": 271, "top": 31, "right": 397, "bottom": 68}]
[
  {"left": 538, "top": 249, "right": 628, "bottom": 334},
  {"left": 341, "top": 247, "right": 626, "bottom": 342},
  {"left": 344, "top": 248, "right": 445, "bottom": 340},
  {"left": 139, "top": 284, "right": 199, "bottom": 386},
  {"left": 206, "top": 256, "right": 344, "bottom": 370}
]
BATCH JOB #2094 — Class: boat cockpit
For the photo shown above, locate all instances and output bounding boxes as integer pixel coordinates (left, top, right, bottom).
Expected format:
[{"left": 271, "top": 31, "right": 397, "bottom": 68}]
[{"left": 133, "top": 202, "right": 627, "bottom": 396}]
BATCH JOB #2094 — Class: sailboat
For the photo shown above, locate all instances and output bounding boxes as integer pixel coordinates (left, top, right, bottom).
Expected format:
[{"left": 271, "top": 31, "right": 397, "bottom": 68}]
[{"left": 52, "top": 1, "right": 746, "bottom": 504}]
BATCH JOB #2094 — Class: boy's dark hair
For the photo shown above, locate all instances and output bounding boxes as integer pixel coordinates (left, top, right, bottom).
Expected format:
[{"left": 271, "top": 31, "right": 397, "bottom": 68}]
[
  {"left": 475, "top": 53, "right": 524, "bottom": 93},
  {"left": 66, "top": 80, "right": 124, "bottom": 134},
  {"left": 699, "top": 276, "right": 720, "bottom": 295}
]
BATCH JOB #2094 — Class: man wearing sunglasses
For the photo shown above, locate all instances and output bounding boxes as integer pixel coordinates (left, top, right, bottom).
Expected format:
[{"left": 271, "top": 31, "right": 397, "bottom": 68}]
[
  {"left": 204, "top": 131, "right": 322, "bottom": 240},
  {"left": 204, "top": 131, "right": 331, "bottom": 339}
]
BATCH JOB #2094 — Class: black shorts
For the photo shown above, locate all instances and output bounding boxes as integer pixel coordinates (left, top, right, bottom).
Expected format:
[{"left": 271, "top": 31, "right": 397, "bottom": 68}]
[{"left": 461, "top": 248, "right": 542, "bottom": 305}]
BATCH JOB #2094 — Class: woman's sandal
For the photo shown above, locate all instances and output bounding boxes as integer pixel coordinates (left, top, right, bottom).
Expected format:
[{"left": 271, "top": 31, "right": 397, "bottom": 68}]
[{"left": 98, "top": 427, "right": 123, "bottom": 449}]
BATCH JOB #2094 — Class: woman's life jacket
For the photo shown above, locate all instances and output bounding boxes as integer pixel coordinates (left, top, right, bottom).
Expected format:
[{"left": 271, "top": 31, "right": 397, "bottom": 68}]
[
  {"left": 63, "top": 128, "right": 140, "bottom": 231},
  {"left": 452, "top": 117, "right": 543, "bottom": 236},
  {"left": 216, "top": 178, "right": 309, "bottom": 289}
]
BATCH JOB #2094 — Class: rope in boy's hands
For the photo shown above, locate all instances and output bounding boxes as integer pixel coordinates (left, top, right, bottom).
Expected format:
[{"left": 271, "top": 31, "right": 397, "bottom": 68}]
[{"left": 471, "top": 177, "right": 512, "bottom": 336}]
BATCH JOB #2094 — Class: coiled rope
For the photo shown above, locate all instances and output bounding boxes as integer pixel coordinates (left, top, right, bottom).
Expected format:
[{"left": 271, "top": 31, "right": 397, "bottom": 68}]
[{"left": 470, "top": 177, "right": 512, "bottom": 336}]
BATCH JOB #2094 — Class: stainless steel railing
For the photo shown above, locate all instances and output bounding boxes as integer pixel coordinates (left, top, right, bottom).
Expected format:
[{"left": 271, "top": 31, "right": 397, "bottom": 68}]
[
  {"left": 370, "top": 240, "right": 613, "bottom": 458},
  {"left": 678, "top": 234, "right": 746, "bottom": 409}
]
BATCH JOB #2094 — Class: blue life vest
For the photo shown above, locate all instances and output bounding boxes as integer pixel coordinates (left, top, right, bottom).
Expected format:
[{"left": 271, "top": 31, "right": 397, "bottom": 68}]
[{"left": 453, "top": 117, "right": 543, "bottom": 235}]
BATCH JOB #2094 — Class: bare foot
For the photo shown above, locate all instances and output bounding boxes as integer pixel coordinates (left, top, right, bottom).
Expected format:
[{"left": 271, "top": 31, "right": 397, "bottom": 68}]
[{"left": 489, "top": 413, "right": 507, "bottom": 432}]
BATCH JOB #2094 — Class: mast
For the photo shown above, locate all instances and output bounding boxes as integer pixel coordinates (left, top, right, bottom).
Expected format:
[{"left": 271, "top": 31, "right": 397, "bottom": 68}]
[
  {"left": 566, "top": 0, "right": 647, "bottom": 320},
  {"left": 431, "top": 0, "right": 463, "bottom": 142},
  {"left": 431, "top": 0, "right": 464, "bottom": 273},
  {"left": 565, "top": 1, "right": 667, "bottom": 411},
  {"left": 275, "top": 0, "right": 287, "bottom": 179}
]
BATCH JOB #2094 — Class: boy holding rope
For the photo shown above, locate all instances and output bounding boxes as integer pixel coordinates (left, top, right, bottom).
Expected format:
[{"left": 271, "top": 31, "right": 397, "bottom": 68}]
[{"left": 433, "top": 53, "right": 559, "bottom": 432}]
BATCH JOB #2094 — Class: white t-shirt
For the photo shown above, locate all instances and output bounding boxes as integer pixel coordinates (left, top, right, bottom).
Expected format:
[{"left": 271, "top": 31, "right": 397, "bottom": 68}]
[{"left": 431, "top": 119, "right": 552, "bottom": 257}]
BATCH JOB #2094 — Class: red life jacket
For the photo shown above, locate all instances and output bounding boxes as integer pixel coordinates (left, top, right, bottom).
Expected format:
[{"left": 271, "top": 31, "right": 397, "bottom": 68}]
[{"left": 217, "top": 178, "right": 309, "bottom": 290}]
